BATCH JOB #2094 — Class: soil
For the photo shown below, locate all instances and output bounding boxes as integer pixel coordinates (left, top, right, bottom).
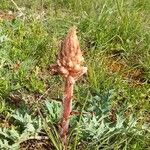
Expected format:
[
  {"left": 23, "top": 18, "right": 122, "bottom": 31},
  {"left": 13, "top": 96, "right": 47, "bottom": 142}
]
[
  {"left": 20, "top": 139, "right": 53, "bottom": 150},
  {"left": 0, "top": 115, "right": 13, "bottom": 129},
  {"left": 105, "top": 54, "right": 147, "bottom": 87},
  {"left": 0, "top": 10, "right": 15, "bottom": 20}
]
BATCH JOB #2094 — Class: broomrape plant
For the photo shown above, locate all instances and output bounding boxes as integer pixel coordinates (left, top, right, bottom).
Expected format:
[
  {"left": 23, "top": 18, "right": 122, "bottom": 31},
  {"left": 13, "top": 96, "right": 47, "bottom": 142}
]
[{"left": 51, "top": 26, "right": 87, "bottom": 145}]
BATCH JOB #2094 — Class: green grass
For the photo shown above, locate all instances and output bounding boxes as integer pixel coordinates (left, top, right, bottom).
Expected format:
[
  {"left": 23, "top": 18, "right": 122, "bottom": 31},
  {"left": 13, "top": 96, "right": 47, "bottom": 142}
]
[{"left": 0, "top": 0, "right": 150, "bottom": 149}]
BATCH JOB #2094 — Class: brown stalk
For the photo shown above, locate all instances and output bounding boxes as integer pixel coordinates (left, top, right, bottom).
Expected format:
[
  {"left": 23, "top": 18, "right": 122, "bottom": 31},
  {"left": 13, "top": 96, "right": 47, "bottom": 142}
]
[{"left": 51, "top": 26, "right": 87, "bottom": 144}]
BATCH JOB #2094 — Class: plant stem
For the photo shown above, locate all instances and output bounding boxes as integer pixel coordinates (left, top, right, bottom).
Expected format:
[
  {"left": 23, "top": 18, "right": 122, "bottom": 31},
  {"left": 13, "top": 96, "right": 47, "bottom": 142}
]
[{"left": 60, "top": 76, "right": 75, "bottom": 144}]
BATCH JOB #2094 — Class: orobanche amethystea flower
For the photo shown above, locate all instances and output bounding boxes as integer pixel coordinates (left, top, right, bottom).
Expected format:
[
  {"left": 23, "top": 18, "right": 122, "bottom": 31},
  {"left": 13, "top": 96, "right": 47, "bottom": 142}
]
[
  {"left": 51, "top": 26, "right": 87, "bottom": 145},
  {"left": 52, "top": 26, "right": 87, "bottom": 80}
]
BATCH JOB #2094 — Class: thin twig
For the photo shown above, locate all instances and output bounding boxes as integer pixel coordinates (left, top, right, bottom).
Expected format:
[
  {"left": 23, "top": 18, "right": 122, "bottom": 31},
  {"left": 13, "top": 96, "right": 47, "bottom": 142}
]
[
  {"left": 26, "top": 135, "right": 49, "bottom": 140},
  {"left": 10, "top": 0, "right": 23, "bottom": 14},
  {"left": 37, "top": 88, "right": 51, "bottom": 102}
]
